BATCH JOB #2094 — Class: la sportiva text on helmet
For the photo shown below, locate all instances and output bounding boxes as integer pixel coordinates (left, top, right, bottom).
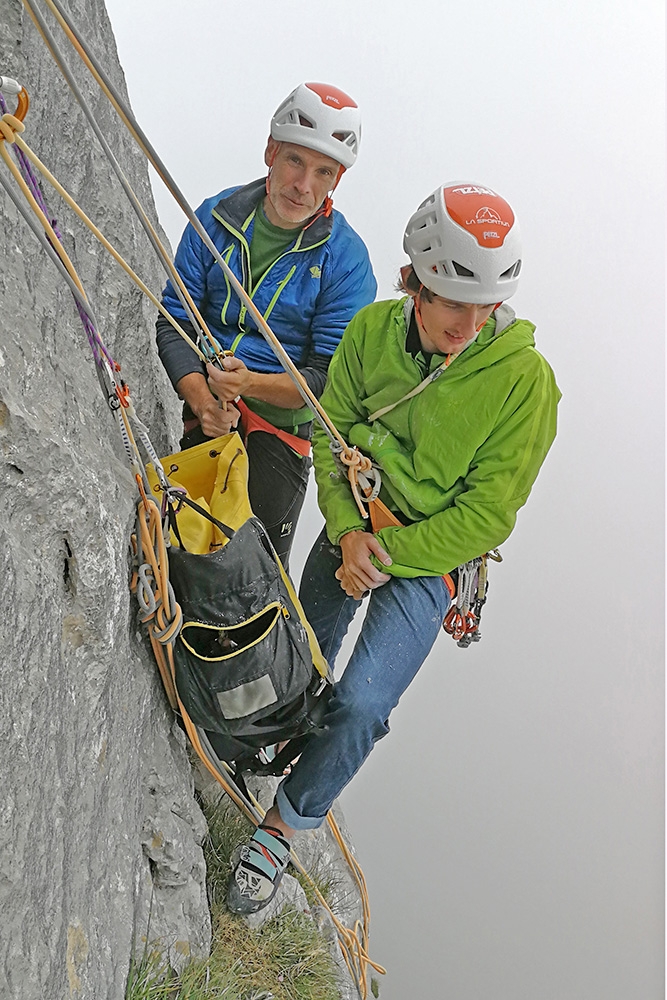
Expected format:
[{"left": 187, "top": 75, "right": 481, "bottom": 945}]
[
  {"left": 403, "top": 183, "right": 522, "bottom": 303},
  {"left": 270, "top": 82, "right": 361, "bottom": 170}
]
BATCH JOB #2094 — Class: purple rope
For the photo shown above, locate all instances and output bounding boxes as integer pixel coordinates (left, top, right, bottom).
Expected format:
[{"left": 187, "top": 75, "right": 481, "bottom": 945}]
[
  {"left": 0, "top": 91, "right": 61, "bottom": 235},
  {"left": 2, "top": 87, "right": 118, "bottom": 373}
]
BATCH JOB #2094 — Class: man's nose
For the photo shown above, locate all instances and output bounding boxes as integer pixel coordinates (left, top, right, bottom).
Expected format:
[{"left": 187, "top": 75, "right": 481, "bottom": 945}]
[
  {"left": 455, "top": 309, "right": 477, "bottom": 337},
  {"left": 293, "top": 170, "right": 313, "bottom": 194}
]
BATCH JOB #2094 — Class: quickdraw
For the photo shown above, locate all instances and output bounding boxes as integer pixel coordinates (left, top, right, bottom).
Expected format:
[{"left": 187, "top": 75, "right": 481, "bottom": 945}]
[{"left": 443, "top": 549, "right": 502, "bottom": 647}]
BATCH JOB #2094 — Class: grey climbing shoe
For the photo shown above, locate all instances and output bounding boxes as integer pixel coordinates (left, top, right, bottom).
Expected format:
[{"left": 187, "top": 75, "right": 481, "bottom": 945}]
[{"left": 226, "top": 825, "right": 291, "bottom": 915}]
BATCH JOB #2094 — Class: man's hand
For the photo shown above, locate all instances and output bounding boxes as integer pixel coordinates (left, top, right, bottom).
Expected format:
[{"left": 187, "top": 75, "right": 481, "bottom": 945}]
[
  {"left": 175, "top": 370, "right": 240, "bottom": 437},
  {"left": 336, "top": 530, "right": 392, "bottom": 599},
  {"left": 206, "top": 357, "right": 252, "bottom": 403},
  {"left": 196, "top": 395, "right": 240, "bottom": 438}
]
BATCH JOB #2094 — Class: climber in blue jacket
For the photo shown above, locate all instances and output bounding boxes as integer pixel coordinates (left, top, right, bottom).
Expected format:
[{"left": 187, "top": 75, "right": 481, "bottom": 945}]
[{"left": 156, "top": 82, "right": 376, "bottom": 566}]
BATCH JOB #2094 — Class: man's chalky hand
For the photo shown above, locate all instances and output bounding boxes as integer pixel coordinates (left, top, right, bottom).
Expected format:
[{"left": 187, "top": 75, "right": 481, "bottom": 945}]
[{"left": 336, "top": 530, "right": 392, "bottom": 599}]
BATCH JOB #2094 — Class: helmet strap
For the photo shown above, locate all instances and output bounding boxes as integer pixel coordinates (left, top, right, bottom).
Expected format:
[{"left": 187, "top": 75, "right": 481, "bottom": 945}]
[
  {"left": 321, "top": 164, "right": 345, "bottom": 219},
  {"left": 414, "top": 284, "right": 428, "bottom": 335},
  {"left": 265, "top": 146, "right": 278, "bottom": 200},
  {"left": 304, "top": 164, "right": 346, "bottom": 226}
]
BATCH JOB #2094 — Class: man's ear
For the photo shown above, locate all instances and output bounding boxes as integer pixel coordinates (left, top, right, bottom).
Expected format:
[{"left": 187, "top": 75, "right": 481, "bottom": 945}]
[
  {"left": 400, "top": 264, "right": 417, "bottom": 297},
  {"left": 264, "top": 137, "right": 280, "bottom": 168}
]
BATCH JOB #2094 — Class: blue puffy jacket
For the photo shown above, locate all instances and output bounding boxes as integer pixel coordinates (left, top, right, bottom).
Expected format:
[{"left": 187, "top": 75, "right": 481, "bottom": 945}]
[{"left": 159, "top": 178, "right": 377, "bottom": 390}]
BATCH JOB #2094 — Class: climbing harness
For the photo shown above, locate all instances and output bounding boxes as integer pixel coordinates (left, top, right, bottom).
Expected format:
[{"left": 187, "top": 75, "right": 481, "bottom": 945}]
[
  {"left": 235, "top": 399, "right": 312, "bottom": 459},
  {"left": 1, "top": 49, "right": 383, "bottom": 995}
]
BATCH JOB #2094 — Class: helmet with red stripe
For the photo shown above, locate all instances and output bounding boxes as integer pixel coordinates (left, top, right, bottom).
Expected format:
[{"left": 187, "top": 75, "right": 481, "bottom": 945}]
[
  {"left": 403, "top": 184, "right": 522, "bottom": 303},
  {"left": 270, "top": 82, "right": 361, "bottom": 170}
]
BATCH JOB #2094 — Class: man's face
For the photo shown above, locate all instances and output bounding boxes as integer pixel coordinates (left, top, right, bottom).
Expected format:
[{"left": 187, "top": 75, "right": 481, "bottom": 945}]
[
  {"left": 263, "top": 139, "right": 341, "bottom": 228},
  {"left": 416, "top": 293, "right": 496, "bottom": 355}
]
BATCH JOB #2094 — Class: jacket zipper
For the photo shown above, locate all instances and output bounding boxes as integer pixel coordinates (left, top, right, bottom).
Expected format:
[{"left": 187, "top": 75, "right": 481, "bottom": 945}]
[{"left": 212, "top": 206, "right": 330, "bottom": 350}]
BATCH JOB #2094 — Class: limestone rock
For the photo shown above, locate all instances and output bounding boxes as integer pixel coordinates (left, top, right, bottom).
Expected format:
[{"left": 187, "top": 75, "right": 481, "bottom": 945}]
[
  {"left": 0, "top": 2, "right": 208, "bottom": 997},
  {"left": 0, "top": 4, "right": 369, "bottom": 999}
]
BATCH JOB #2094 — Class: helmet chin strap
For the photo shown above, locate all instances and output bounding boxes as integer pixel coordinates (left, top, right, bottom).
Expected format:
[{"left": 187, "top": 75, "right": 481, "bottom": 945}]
[{"left": 307, "top": 163, "right": 345, "bottom": 223}]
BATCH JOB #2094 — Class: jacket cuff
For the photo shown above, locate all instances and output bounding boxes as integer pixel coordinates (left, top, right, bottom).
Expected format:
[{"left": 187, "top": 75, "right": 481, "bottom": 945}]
[{"left": 328, "top": 520, "right": 366, "bottom": 547}]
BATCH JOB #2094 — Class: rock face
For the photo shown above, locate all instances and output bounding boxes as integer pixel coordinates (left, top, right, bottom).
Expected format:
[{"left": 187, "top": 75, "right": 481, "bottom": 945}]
[
  {"left": 0, "top": 4, "right": 366, "bottom": 1000},
  {"left": 0, "top": 2, "right": 210, "bottom": 997}
]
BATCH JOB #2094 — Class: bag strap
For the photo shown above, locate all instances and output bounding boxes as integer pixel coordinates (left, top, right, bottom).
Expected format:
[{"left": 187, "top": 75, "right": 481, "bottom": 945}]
[{"left": 167, "top": 493, "right": 236, "bottom": 553}]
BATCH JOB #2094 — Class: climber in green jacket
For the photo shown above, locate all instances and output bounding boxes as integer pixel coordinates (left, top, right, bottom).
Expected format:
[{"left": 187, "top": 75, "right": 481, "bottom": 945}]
[{"left": 227, "top": 182, "right": 560, "bottom": 915}]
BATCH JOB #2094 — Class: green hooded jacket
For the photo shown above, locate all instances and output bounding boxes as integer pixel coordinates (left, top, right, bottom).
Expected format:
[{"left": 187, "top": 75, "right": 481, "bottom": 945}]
[{"left": 312, "top": 297, "right": 560, "bottom": 577}]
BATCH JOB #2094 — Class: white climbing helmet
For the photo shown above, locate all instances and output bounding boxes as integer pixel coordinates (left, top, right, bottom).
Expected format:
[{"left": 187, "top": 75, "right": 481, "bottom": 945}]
[
  {"left": 403, "top": 183, "right": 523, "bottom": 303},
  {"left": 270, "top": 82, "right": 361, "bottom": 169}
]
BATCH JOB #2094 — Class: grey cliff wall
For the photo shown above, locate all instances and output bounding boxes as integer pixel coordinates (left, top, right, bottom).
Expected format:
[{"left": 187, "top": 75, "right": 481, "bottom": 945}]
[
  {"left": 0, "top": 4, "right": 367, "bottom": 1000},
  {"left": 0, "top": 1, "right": 210, "bottom": 997}
]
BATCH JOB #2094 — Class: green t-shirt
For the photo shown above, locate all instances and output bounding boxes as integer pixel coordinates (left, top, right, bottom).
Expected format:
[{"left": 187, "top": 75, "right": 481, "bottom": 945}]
[
  {"left": 244, "top": 203, "right": 312, "bottom": 431},
  {"left": 249, "top": 204, "right": 301, "bottom": 287}
]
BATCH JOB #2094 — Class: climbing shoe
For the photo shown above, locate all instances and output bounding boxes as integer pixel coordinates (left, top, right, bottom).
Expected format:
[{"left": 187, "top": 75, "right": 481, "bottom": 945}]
[{"left": 226, "top": 825, "right": 292, "bottom": 915}]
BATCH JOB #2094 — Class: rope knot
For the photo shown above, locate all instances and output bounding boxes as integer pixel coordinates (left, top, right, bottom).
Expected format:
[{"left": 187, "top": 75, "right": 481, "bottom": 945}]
[
  {"left": 335, "top": 447, "right": 381, "bottom": 519},
  {"left": 0, "top": 113, "right": 25, "bottom": 143},
  {"left": 338, "top": 446, "right": 373, "bottom": 475}
]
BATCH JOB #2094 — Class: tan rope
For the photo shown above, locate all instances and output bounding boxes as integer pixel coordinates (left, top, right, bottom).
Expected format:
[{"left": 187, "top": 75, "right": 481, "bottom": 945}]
[
  {"left": 19, "top": 0, "right": 222, "bottom": 363},
  {"left": 3, "top": 126, "right": 210, "bottom": 365},
  {"left": 0, "top": 122, "right": 88, "bottom": 299},
  {"left": 31, "top": 0, "right": 360, "bottom": 457},
  {"left": 5, "top": 44, "right": 378, "bottom": 515}
]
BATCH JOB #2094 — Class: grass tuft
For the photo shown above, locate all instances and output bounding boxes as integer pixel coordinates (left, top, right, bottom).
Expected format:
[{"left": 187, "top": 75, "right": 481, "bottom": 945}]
[{"left": 126, "top": 796, "right": 342, "bottom": 1000}]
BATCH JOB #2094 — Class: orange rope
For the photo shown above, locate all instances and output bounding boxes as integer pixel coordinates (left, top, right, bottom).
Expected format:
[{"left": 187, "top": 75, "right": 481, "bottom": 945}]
[{"left": 131, "top": 498, "right": 385, "bottom": 996}]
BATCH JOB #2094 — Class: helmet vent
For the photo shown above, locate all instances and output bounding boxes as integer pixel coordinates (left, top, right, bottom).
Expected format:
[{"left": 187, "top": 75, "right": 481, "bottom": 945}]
[
  {"left": 298, "top": 114, "right": 315, "bottom": 129},
  {"left": 500, "top": 260, "right": 522, "bottom": 280},
  {"left": 332, "top": 131, "right": 358, "bottom": 155},
  {"left": 452, "top": 261, "right": 475, "bottom": 277}
]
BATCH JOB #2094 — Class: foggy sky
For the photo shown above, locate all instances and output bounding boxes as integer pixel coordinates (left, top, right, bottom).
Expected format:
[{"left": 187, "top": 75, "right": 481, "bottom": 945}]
[{"left": 103, "top": 2, "right": 665, "bottom": 996}]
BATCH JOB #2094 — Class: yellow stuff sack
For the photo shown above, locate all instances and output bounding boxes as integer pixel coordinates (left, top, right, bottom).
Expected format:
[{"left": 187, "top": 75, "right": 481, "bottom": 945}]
[{"left": 145, "top": 431, "right": 328, "bottom": 683}]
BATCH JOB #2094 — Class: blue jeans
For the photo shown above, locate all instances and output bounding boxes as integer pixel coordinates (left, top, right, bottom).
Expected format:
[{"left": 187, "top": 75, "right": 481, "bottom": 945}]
[{"left": 276, "top": 529, "right": 451, "bottom": 830}]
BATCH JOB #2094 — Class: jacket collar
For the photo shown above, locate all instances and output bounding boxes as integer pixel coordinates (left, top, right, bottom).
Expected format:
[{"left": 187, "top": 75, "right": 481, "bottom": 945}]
[{"left": 213, "top": 177, "right": 334, "bottom": 249}]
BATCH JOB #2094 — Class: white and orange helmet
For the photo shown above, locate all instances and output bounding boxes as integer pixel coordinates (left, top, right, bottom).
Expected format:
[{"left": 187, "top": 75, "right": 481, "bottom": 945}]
[
  {"left": 270, "top": 82, "right": 361, "bottom": 170},
  {"left": 403, "top": 183, "right": 522, "bottom": 303}
]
